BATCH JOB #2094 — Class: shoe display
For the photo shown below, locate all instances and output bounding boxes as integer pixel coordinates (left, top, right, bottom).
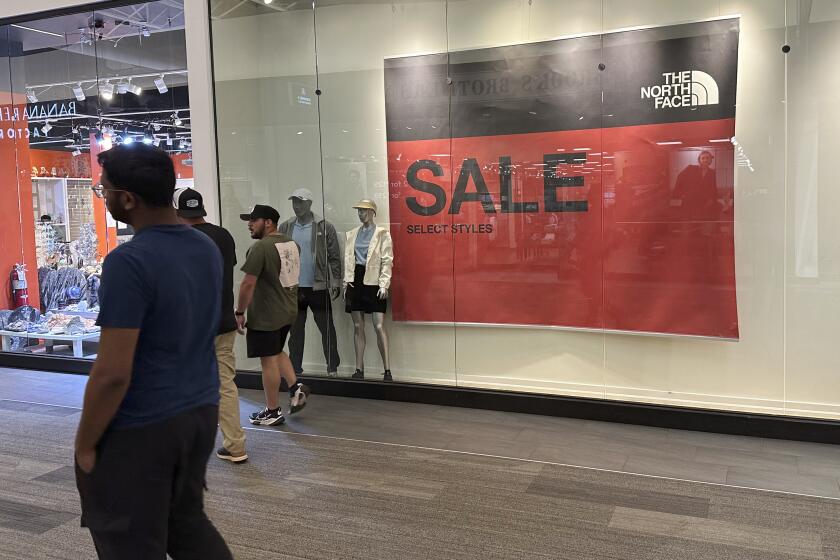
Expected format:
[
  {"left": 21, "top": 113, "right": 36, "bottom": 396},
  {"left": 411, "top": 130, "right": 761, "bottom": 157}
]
[
  {"left": 383, "top": 370, "right": 393, "bottom": 382},
  {"left": 352, "top": 369, "right": 364, "bottom": 380},
  {"left": 216, "top": 447, "right": 248, "bottom": 463},
  {"left": 289, "top": 383, "right": 311, "bottom": 414},
  {"left": 249, "top": 407, "right": 285, "bottom": 426}
]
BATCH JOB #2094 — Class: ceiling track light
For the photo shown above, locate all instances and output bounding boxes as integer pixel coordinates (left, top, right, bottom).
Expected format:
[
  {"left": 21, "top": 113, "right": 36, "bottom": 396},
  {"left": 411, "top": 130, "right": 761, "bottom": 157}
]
[
  {"left": 26, "top": 89, "right": 38, "bottom": 103},
  {"left": 100, "top": 81, "right": 114, "bottom": 100},
  {"left": 154, "top": 75, "right": 168, "bottom": 94},
  {"left": 140, "top": 26, "right": 150, "bottom": 38},
  {"left": 72, "top": 83, "right": 85, "bottom": 101},
  {"left": 40, "top": 121, "right": 52, "bottom": 134}
]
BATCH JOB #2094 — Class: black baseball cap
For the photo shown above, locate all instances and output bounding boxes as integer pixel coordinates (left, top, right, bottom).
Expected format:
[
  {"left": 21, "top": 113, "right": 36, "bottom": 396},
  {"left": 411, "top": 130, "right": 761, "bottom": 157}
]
[
  {"left": 173, "top": 187, "right": 207, "bottom": 218},
  {"left": 240, "top": 204, "right": 280, "bottom": 223}
]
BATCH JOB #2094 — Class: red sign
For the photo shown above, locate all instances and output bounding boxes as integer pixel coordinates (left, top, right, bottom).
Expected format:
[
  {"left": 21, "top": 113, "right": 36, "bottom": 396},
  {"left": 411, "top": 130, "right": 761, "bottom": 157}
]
[{"left": 385, "top": 19, "right": 740, "bottom": 339}]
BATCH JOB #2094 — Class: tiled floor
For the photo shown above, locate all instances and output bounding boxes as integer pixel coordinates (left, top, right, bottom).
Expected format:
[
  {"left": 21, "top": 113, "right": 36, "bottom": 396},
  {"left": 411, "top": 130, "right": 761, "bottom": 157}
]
[{"left": 2, "top": 366, "right": 840, "bottom": 498}]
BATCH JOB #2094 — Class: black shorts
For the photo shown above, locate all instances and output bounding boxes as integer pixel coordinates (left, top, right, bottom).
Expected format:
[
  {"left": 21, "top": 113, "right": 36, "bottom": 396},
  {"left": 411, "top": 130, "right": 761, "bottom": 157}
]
[
  {"left": 246, "top": 326, "right": 291, "bottom": 358},
  {"left": 345, "top": 264, "right": 387, "bottom": 314}
]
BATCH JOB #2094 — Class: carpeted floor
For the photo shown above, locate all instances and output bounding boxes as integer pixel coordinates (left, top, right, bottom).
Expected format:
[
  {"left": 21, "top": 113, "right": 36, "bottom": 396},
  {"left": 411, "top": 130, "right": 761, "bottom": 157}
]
[{"left": 0, "top": 400, "right": 839, "bottom": 559}]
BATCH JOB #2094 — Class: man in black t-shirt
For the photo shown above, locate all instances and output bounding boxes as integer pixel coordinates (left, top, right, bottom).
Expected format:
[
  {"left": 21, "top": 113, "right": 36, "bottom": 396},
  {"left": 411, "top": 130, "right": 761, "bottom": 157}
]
[{"left": 175, "top": 187, "right": 247, "bottom": 463}]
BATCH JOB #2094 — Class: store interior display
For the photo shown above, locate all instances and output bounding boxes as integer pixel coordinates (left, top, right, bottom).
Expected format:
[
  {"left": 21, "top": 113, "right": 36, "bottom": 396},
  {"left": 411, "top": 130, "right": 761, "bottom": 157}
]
[{"left": 0, "top": 0, "right": 191, "bottom": 357}]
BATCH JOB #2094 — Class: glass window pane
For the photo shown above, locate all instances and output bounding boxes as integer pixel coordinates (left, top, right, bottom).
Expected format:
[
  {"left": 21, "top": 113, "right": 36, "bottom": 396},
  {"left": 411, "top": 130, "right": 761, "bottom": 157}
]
[
  {"left": 312, "top": 1, "right": 454, "bottom": 383},
  {"left": 211, "top": 1, "right": 321, "bottom": 374}
]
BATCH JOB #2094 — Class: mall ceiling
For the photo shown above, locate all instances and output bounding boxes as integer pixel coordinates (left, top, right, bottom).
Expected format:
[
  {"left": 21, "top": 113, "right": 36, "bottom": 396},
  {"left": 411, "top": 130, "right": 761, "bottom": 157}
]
[
  {"left": 10, "top": 0, "right": 188, "bottom": 99},
  {"left": 7, "top": 1, "right": 191, "bottom": 154}
]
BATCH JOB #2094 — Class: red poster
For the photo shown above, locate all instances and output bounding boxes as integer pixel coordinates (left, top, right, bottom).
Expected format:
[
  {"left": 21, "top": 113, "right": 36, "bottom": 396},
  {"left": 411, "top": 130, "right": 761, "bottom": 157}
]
[{"left": 385, "top": 18, "right": 740, "bottom": 339}]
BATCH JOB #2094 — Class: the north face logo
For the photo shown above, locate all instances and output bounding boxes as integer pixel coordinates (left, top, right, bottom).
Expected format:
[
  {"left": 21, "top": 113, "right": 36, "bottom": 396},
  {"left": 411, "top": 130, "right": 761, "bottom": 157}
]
[{"left": 641, "top": 70, "right": 719, "bottom": 109}]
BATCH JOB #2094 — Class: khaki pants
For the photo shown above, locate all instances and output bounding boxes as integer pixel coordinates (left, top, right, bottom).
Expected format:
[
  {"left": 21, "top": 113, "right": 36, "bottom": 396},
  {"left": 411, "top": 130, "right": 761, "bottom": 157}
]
[{"left": 215, "top": 331, "right": 245, "bottom": 455}]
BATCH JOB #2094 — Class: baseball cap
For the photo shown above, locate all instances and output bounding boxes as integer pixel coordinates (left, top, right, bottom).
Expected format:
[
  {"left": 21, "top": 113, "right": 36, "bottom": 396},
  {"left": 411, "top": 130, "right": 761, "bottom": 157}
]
[
  {"left": 239, "top": 204, "right": 280, "bottom": 223},
  {"left": 173, "top": 187, "right": 207, "bottom": 218},
  {"left": 289, "top": 188, "right": 314, "bottom": 201},
  {"left": 353, "top": 199, "right": 378, "bottom": 214}
]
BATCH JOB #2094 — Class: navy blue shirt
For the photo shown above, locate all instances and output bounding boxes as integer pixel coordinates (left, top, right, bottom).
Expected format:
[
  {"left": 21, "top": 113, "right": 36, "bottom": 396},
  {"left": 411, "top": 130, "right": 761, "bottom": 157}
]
[{"left": 97, "top": 224, "right": 222, "bottom": 429}]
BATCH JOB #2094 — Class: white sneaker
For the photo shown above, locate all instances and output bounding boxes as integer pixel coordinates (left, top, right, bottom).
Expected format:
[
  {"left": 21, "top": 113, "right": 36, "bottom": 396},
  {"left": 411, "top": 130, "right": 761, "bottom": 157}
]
[{"left": 289, "top": 383, "right": 311, "bottom": 414}]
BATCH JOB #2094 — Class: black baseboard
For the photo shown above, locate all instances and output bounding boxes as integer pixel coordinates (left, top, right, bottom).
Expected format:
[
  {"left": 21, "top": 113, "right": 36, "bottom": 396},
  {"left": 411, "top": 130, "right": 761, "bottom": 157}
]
[
  {"left": 0, "top": 353, "right": 91, "bottom": 375},
  {"left": 237, "top": 371, "right": 840, "bottom": 445},
  {"left": 3, "top": 353, "right": 839, "bottom": 445}
]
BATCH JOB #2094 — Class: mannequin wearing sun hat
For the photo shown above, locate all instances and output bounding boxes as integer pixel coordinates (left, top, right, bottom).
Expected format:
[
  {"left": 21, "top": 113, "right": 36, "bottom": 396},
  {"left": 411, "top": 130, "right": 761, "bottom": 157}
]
[{"left": 343, "top": 199, "right": 394, "bottom": 382}]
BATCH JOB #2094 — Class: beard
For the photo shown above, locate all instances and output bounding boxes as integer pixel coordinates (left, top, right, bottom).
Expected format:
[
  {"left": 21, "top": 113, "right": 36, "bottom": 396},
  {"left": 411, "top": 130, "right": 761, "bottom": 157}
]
[{"left": 106, "top": 197, "right": 131, "bottom": 225}]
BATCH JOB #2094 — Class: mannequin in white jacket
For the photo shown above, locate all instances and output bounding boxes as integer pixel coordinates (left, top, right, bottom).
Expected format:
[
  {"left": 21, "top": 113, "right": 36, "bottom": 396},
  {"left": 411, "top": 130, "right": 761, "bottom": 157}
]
[{"left": 343, "top": 199, "right": 393, "bottom": 382}]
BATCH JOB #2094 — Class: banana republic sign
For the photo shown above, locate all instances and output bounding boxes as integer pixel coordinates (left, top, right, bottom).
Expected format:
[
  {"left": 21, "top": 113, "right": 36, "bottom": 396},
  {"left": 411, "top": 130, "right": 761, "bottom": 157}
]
[
  {"left": 0, "top": 101, "right": 78, "bottom": 140},
  {"left": 385, "top": 17, "right": 741, "bottom": 339}
]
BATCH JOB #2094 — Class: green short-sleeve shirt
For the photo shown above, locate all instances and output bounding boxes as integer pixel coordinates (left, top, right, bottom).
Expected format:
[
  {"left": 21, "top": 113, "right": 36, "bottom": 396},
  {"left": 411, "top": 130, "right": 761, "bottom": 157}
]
[{"left": 241, "top": 232, "right": 300, "bottom": 331}]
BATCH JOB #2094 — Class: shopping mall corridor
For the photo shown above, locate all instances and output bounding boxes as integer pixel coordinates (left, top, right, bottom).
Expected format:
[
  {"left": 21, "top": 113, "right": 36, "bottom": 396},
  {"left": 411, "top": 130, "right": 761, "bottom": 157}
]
[{"left": 1, "top": 367, "right": 839, "bottom": 559}]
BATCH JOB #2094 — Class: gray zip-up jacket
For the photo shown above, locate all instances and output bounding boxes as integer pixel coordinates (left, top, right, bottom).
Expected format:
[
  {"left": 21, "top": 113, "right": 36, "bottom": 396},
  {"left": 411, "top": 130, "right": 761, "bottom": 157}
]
[{"left": 277, "top": 214, "right": 342, "bottom": 291}]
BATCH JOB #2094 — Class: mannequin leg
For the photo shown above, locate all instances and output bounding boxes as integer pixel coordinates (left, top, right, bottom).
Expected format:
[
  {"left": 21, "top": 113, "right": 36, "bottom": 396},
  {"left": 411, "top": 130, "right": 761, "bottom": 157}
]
[
  {"left": 372, "top": 312, "right": 390, "bottom": 371},
  {"left": 352, "top": 311, "right": 366, "bottom": 371}
]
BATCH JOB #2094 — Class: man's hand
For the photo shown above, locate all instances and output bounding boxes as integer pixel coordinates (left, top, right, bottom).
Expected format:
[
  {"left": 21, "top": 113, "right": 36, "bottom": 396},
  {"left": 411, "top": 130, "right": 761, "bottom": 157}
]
[
  {"left": 75, "top": 447, "right": 96, "bottom": 474},
  {"left": 330, "top": 287, "right": 341, "bottom": 300},
  {"left": 377, "top": 287, "right": 388, "bottom": 300},
  {"left": 236, "top": 274, "right": 258, "bottom": 335}
]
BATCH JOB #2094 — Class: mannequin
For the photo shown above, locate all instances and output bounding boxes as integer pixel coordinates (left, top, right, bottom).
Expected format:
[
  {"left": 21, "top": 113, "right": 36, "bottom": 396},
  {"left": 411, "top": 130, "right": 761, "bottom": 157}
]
[
  {"left": 343, "top": 199, "right": 394, "bottom": 381},
  {"left": 277, "top": 188, "right": 342, "bottom": 377}
]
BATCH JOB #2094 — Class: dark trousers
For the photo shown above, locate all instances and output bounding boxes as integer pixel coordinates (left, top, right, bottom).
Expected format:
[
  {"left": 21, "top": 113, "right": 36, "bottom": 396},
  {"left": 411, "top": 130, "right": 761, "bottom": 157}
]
[
  {"left": 75, "top": 405, "right": 232, "bottom": 560},
  {"left": 289, "top": 287, "right": 340, "bottom": 373}
]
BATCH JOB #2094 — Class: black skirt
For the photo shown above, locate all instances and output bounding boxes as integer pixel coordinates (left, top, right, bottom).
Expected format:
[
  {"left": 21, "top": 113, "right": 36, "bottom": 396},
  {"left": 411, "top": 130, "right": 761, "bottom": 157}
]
[{"left": 345, "top": 264, "right": 387, "bottom": 314}]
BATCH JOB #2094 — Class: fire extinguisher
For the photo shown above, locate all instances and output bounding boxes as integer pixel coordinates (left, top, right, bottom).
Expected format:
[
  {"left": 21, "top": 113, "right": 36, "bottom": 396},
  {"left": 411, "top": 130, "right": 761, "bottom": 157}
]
[{"left": 10, "top": 264, "right": 28, "bottom": 309}]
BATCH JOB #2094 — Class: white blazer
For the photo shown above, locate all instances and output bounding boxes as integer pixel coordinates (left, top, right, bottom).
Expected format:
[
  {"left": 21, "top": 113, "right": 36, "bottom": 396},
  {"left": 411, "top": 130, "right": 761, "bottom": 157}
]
[{"left": 344, "top": 225, "right": 394, "bottom": 289}]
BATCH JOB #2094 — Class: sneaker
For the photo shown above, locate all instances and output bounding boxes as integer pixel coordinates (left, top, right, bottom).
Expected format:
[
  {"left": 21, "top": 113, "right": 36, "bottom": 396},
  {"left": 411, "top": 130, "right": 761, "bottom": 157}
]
[
  {"left": 216, "top": 447, "right": 248, "bottom": 463},
  {"left": 289, "top": 383, "right": 311, "bottom": 414},
  {"left": 327, "top": 370, "right": 338, "bottom": 378},
  {"left": 352, "top": 369, "right": 364, "bottom": 380},
  {"left": 249, "top": 407, "right": 285, "bottom": 426},
  {"left": 383, "top": 370, "right": 393, "bottom": 382}
]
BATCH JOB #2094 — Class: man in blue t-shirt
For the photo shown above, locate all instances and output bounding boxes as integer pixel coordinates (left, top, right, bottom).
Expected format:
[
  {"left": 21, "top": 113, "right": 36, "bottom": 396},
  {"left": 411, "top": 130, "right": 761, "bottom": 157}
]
[{"left": 74, "top": 144, "right": 232, "bottom": 559}]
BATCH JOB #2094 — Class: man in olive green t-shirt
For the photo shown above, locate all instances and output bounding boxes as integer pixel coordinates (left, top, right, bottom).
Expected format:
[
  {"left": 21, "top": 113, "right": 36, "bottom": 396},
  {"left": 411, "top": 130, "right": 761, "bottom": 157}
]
[{"left": 235, "top": 204, "right": 311, "bottom": 426}]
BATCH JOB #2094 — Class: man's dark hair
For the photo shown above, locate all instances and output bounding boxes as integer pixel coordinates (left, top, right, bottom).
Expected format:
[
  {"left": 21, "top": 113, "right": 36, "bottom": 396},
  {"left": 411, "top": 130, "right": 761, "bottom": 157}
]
[
  {"left": 40, "top": 215, "right": 52, "bottom": 222},
  {"left": 97, "top": 144, "right": 176, "bottom": 207}
]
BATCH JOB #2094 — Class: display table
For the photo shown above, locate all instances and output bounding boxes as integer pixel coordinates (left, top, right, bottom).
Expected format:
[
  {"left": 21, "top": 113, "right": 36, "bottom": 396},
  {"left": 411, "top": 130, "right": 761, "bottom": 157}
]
[{"left": 0, "top": 329, "right": 100, "bottom": 358}]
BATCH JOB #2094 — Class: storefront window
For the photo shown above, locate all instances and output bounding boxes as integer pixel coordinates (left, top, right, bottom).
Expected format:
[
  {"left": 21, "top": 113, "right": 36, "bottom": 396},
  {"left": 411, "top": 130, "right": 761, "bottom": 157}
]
[
  {"left": 223, "top": 0, "right": 840, "bottom": 419},
  {"left": 0, "top": 1, "right": 191, "bottom": 359}
]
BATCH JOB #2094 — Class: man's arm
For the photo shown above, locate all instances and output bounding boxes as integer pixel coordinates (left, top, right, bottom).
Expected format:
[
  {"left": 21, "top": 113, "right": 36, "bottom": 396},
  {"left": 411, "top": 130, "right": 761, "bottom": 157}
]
[
  {"left": 74, "top": 327, "right": 140, "bottom": 472},
  {"left": 235, "top": 274, "right": 258, "bottom": 331}
]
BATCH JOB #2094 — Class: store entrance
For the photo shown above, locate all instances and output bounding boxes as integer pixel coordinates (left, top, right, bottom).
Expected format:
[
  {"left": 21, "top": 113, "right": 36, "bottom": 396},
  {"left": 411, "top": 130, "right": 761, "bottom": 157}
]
[{"left": 0, "top": 1, "right": 191, "bottom": 360}]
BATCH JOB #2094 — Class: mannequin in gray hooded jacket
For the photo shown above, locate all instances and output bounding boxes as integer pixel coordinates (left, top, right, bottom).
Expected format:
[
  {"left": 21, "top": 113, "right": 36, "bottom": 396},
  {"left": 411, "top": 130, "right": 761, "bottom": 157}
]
[{"left": 278, "top": 189, "right": 342, "bottom": 376}]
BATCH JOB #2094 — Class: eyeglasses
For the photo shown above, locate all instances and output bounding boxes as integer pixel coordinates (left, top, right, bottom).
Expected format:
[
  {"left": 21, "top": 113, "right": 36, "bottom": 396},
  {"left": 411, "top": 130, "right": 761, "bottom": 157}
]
[{"left": 91, "top": 184, "right": 130, "bottom": 199}]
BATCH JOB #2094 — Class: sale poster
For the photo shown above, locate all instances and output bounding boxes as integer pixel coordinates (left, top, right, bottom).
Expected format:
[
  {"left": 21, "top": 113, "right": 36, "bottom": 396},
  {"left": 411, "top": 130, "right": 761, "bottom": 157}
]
[{"left": 385, "top": 18, "right": 740, "bottom": 339}]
